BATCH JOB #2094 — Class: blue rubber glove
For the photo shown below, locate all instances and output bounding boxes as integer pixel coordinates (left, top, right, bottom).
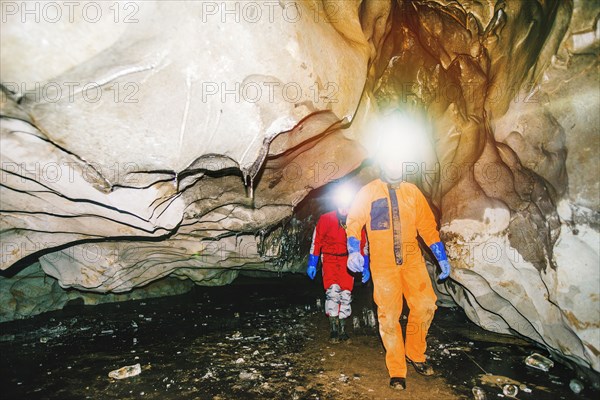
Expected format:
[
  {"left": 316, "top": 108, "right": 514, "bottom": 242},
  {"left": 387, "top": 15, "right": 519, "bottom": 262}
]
[
  {"left": 430, "top": 241, "right": 451, "bottom": 280},
  {"left": 347, "top": 237, "right": 364, "bottom": 273},
  {"left": 306, "top": 254, "right": 319, "bottom": 280},
  {"left": 438, "top": 260, "right": 451, "bottom": 280},
  {"left": 362, "top": 255, "right": 371, "bottom": 283}
]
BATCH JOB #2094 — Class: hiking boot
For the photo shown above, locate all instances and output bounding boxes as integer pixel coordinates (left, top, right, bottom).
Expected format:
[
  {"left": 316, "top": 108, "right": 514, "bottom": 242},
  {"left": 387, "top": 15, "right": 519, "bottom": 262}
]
[
  {"left": 406, "top": 357, "right": 434, "bottom": 376},
  {"left": 389, "top": 377, "right": 406, "bottom": 390},
  {"left": 330, "top": 330, "right": 340, "bottom": 343}
]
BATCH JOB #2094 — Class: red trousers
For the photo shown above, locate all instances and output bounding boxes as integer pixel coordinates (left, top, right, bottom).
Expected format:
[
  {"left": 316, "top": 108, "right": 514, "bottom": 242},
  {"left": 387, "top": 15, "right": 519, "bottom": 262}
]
[{"left": 321, "top": 254, "right": 354, "bottom": 292}]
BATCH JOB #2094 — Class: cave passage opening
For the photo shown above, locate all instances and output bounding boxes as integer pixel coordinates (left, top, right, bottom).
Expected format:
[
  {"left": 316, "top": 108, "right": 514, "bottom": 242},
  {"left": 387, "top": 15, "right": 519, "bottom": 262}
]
[{"left": 0, "top": 0, "right": 598, "bottom": 398}]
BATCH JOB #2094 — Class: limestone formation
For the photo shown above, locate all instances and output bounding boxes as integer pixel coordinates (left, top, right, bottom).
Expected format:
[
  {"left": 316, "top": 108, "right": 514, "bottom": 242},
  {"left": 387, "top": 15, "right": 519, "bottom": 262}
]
[{"left": 1, "top": 0, "right": 598, "bottom": 377}]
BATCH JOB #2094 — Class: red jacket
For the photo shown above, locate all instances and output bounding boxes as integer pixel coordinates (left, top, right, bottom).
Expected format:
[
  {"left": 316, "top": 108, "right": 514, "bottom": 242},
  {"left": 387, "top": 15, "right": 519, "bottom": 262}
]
[{"left": 310, "top": 211, "right": 367, "bottom": 257}]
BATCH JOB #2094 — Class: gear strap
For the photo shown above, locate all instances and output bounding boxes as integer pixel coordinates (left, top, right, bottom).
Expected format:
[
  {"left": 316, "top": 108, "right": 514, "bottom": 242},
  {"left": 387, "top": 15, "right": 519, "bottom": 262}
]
[{"left": 387, "top": 184, "right": 403, "bottom": 265}]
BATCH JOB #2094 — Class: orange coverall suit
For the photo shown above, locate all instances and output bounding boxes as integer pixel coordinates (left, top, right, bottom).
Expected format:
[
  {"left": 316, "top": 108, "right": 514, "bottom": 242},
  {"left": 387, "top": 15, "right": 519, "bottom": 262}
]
[{"left": 346, "top": 179, "right": 439, "bottom": 378}]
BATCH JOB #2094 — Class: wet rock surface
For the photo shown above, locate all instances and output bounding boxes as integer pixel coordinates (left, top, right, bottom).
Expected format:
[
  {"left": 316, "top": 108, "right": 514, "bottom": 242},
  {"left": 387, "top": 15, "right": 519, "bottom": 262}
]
[
  {"left": 0, "top": 276, "right": 596, "bottom": 400},
  {"left": 0, "top": 262, "right": 195, "bottom": 323},
  {"left": 1, "top": 0, "right": 598, "bottom": 377}
]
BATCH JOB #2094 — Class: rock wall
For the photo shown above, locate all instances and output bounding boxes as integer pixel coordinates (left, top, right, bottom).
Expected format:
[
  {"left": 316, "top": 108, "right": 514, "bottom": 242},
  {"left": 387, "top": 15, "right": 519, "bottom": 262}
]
[
  {"left": 0, "top": 262, "right": 195, "bottom": 322},
  {"left": 363, "top": 0, "right": 599, "bottom": 376},
  {"left": 1, "top": 0, "right": 374, "bottom": 285},
  {"left": 1, "top": 0, "right": 598, "bottom": 377}
]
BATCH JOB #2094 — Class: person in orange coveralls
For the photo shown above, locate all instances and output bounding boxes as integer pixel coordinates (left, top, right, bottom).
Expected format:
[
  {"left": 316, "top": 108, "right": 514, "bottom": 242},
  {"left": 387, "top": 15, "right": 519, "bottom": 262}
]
[
  {"left": 345, "top": 111, "right": 451, "bottom": 390},
  {"left": 307, "top": 186, "right": 368, "bottom": 343}
]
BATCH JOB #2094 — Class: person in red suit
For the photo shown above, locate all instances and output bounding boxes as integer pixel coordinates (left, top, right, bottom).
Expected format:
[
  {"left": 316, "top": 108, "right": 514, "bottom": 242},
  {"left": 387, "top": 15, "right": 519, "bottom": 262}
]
[{"left": 307, "top": 186, "right": 369, "bottom": 343}]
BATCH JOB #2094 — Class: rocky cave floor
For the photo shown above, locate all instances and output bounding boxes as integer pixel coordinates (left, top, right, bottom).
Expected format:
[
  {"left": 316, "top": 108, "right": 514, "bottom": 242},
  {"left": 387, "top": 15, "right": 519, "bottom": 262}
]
[{"left": 0, "top": 275, "right": 596, "bottom": 400}]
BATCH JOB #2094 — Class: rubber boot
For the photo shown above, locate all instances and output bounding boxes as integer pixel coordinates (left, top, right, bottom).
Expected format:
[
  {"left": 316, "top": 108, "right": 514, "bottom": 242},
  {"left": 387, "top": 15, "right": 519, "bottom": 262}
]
[
  {"left": 406, "top": 357, "right": 434, "bottom": 376},
  {"left": 339, "top": 318, "right": 350, "bottom": 342},
  {"left": 390, "top": 377, "right": 406, "bottom": 390},
  {"left": 329, "top": 316, "right": 340, "bottom": 343}
]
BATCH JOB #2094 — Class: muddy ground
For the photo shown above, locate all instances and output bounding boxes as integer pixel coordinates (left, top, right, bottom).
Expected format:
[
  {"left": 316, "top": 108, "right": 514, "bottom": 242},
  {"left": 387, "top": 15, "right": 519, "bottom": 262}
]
[{"left": 0, "top": 275, "right": 596, "bottom": 399}]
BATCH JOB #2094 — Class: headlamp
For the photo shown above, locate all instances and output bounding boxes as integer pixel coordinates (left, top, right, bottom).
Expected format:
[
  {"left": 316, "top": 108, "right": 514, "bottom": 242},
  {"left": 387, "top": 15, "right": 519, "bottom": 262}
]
[
  {"left": 333, "top": 185, "right": 355, "bottom": 209},
  {"left": 367, "top": 110, "right": 432, "bottom": 182}
]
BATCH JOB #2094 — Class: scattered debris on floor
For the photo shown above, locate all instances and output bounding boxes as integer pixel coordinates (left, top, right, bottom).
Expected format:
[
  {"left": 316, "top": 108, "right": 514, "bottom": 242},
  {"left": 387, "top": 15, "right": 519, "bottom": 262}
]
[
  {"left": 108, "top": 363, "right": 142, "bottom": 380},
  {"left": 472, "top": 385, "right": 486, "bottom": 400},
  {"left": 525, "top": 352, "right": 555, "bottom": 372},
  {"left": 570, "top": 378, "right": 584, "bottom": 394},
  {"left": 0, "top": 276, "right": 597, "bottom": 400}
]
